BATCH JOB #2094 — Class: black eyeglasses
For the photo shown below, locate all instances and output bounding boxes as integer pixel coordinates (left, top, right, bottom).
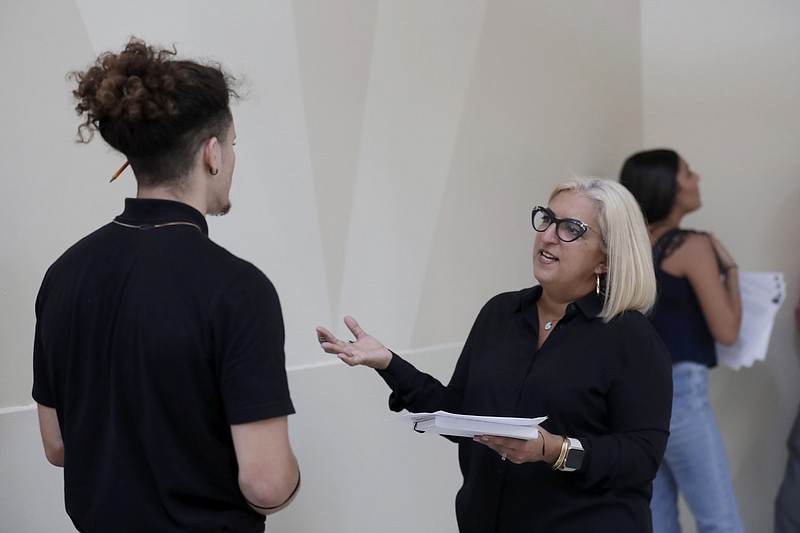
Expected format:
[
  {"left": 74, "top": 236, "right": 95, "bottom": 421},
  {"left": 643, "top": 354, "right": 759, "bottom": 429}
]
[{"left": 531, "top": 206, "right": 596, "bottom": 243}]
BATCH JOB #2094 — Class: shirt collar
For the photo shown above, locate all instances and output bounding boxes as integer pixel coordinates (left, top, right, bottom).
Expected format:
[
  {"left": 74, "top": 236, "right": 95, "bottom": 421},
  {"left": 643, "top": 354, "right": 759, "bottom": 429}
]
[
  {"left": 115, "top": 198, "right": 209, "bottom": 236},
  {"left": 518, "top": 285, "right": 604, "bottom": 322}
]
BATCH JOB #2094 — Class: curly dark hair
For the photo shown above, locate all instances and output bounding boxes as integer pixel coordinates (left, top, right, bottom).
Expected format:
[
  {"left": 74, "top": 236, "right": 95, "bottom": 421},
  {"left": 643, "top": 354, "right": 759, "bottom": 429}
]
[{"left": 70, "top": 37, "right": 238, "bottom": 186}]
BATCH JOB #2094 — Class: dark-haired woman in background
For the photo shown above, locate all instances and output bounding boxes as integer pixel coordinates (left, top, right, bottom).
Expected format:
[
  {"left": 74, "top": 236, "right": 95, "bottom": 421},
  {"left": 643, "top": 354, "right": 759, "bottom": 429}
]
[{"left": 620, "top": 149, "right": 742, "bottom": 533}]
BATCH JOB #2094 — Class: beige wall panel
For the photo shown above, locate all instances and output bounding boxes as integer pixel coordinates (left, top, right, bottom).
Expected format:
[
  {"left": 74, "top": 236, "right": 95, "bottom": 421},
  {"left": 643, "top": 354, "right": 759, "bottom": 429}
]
[
  {"left": 413, "top": 0, "right": 642, "bottom": 346},
  {"left": 642, "top": 1, "right": 800, "bottom": 531},
  {"left": 0, "top": 0, "right": 135, "bottom": 409}
]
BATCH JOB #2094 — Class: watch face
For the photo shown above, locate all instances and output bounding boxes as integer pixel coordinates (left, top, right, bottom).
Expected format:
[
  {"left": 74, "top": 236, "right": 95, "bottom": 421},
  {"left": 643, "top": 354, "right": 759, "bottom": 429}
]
[{"left": 565, "top": 448, "right": 585, "bottom": 470}]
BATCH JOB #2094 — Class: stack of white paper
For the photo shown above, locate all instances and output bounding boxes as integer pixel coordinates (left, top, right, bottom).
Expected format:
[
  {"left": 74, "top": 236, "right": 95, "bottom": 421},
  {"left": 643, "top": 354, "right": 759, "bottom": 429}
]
[
  {"left": 716, "top": 271, "right": 786, "bottom": 370},
  {"left": 399, "top": 411, "right": 547, "bottom": 439}
]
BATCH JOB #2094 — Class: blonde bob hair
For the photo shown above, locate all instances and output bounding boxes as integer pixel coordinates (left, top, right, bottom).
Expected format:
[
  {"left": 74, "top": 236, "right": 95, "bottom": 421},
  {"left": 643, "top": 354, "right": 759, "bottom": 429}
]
[{"left": 550, "top": 177, "right": 656, "bottom": 321}]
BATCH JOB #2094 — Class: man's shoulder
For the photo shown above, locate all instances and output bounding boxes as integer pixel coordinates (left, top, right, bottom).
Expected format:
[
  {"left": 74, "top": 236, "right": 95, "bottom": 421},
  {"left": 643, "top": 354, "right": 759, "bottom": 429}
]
[
  {"left": 45, "top": 223, "right": 269, "bottom": 289},
  {"left": 202, "top": 241, "right": 270, "bottom": 285},
  {"left": 45, "top": 223, "right": 115, "bottom": 271}
]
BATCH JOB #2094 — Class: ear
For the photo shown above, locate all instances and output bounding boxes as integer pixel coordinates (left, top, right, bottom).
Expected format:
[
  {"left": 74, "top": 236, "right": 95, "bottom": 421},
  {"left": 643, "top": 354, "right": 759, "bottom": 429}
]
[
  {"left": 594, "top": 257, "right": 608, "bottom": 275},
  {"left": 201, "top": 136, "right": 220, "bottom": 174}
]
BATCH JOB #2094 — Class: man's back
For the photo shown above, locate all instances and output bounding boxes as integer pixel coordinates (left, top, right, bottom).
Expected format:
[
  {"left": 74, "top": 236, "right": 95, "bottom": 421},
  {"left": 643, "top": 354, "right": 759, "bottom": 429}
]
[{"left": 33, "top": 199, "right": 294, "bottom": 532}]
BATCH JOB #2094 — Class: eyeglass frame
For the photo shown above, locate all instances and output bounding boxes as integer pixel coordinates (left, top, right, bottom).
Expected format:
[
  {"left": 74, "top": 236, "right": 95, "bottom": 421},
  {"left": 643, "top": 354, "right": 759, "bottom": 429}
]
[{"left": 531, "top": 206, "right": 600, "bottom": 243}]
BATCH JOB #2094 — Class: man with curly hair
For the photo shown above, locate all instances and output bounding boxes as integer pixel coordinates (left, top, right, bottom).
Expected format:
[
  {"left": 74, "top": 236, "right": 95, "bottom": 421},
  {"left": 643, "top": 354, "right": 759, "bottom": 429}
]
[{"left": 32, "top": 38, "right": 299, "bottom": 533}]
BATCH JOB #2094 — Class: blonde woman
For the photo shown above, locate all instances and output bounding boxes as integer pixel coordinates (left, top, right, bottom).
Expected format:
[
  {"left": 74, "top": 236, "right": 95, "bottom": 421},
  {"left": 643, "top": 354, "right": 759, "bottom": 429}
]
[{"left": 317, "top": 177, "right": 672, "bottom": 532}]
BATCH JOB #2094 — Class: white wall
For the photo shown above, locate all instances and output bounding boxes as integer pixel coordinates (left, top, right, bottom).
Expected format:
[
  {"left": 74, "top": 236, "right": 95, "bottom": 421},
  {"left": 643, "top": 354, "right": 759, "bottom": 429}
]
[
  {"left": 3, "top": 1, "right": 795, "bottom": 531},
  {"left": 641, "top": 1, "right": 800, "bottom": 531}
]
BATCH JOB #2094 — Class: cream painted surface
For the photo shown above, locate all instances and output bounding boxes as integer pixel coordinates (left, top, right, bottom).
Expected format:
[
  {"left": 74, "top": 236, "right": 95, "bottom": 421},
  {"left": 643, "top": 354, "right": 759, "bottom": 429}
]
[
  {"left": 641, "top": 2, "right": 800, "bottom": 531},
  {"left": 1, "top": 349, "right": 462, "bottom": 533},
  {"left": 292, "top": 0, "right": 379, "bottom": 321},
  {"left": 270, "top": 348, "right": 462, "bottom": 533},
  {"left": 75, "top": 0, "right": 335, "bottom": 370},
  {"left": 0, "top": 0, "right": 136, "bottom": 409},
  {"left": 336, "top": 0, "right": 489, "bottom": 348},
  {"left": 0, "top": 409, "right": 76, "bottom": 531},
  {"left": 2, "top": 0, "right": 797, "bottom": 531},
  {"left": 411, "top": 1, "right": 643, "bottom": 345}
]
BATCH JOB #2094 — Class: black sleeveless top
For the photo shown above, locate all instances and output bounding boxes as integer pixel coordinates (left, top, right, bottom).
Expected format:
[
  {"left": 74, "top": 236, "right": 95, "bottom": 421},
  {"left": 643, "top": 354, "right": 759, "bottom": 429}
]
[{"left": 650, "top": 228, "right": 717, "bottom": 367}]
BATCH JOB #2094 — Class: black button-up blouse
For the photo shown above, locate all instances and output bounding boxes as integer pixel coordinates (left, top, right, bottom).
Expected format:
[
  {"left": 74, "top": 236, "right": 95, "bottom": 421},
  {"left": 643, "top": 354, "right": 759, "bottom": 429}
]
[{"left": 378, "top": 285, "right": 672, "bottom": 533}]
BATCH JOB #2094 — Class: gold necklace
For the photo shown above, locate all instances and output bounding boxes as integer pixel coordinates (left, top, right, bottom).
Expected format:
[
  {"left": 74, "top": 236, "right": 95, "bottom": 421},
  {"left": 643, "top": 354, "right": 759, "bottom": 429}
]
[{"left": 112, "top": 220, "right": 202, "bottom": 232}]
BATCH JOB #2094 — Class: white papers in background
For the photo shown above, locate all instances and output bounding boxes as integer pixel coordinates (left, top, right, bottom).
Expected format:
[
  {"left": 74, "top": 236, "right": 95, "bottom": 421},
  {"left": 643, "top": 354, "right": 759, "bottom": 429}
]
[
  {"left": 399, "top": 411, "right": 547, "bottom": 440},
  {"left": 716, "top": 271, "right": 786, "bottom": 370}
]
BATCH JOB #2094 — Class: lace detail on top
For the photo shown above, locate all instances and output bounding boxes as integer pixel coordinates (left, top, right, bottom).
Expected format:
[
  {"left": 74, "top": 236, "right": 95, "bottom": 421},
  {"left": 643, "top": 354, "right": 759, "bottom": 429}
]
[
  {"left": 650, "top": 227, "right": 717, "bottom": 367},
  {"left": 653, "top": 228, "right": 708, "bottom": 266}
]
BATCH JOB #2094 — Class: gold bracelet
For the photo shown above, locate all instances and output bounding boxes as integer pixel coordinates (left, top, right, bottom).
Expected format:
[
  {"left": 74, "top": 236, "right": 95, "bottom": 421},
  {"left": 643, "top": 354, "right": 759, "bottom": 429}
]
[{"left": 551, "top": 436, "right": 570, "bottom": 470}]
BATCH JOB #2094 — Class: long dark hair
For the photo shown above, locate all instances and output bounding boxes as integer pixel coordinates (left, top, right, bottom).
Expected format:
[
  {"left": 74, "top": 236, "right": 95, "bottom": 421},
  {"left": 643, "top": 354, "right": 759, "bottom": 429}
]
[{"left": 619, "top": 149, "right": 680, "bottom": 223}]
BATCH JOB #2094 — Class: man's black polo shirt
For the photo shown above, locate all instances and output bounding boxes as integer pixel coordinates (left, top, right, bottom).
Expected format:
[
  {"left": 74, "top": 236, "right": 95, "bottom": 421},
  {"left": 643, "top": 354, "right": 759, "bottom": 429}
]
[{"left": 33, "top": 198, "right": 294, "bottom": 533}]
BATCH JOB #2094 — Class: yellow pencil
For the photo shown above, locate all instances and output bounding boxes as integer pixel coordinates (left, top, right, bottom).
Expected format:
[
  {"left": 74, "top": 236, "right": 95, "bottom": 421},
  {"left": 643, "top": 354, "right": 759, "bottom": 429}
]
[{"left": 110, "top": 161, "right": 129, "bottom": 183}]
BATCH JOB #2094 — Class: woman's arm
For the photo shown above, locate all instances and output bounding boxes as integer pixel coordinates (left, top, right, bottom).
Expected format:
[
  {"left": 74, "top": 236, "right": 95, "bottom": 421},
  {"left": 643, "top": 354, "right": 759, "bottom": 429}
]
[
  {"left": 317, "top": 309, "right": 483, "bottom": 415},
  {"left": 317, "top": 316, "right": 461, "bottom": 414},
  {"left": 666, "top": 232, "right": 742, "bottom": 345}
]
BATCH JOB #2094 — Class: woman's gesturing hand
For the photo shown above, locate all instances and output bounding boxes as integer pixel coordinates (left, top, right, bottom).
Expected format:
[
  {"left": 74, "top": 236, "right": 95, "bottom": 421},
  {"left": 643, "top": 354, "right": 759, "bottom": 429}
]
[{"left": 315, "top": 316, "right": 393, "bottom": 370}]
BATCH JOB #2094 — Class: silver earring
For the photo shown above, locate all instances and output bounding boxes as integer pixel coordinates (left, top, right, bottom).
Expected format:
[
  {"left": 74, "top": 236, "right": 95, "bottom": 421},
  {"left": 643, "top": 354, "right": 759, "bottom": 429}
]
[
  {"left": 210, "top": 168, "right": 219, "bottom": 176},
  {"left": 596, "top": 274, "right": 601, "bottom": 295}
]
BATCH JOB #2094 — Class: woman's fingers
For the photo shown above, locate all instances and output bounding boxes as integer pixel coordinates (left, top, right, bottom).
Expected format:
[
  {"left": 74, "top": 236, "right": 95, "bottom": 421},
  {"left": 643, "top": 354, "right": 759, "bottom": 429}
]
[
  {"left": 318, "top": 318, "right": 392, "bottom": 369},
  {"left": 315, "top": 327, "right": 348, "bottom": 356},
  {"left": 344, "top": 315, "right": 366, "bottom": 340},
  {"left": 315, "top": 326, "right": 332, "bottom": 343},
  {"left": 473, "top": 434, "right": 543, "bottom": 464},
  {"left": 473, "top": 436, "right": 515, "bottom": 462},
  {"left": 317, "top": 319, "right": 364, "bottom": 347}
]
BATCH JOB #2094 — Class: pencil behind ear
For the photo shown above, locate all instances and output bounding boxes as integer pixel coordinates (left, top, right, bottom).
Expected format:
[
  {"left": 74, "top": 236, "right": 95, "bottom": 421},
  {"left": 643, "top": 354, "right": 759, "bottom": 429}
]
[{"left": 110, "top": 161, "right": 129, "bottom": 182}]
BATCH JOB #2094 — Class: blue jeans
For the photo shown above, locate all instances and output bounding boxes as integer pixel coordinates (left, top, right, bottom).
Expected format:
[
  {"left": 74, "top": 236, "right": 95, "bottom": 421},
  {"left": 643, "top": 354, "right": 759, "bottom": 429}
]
[{"left": 651, "top": 362, "right": 743, "bottom": 533}]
